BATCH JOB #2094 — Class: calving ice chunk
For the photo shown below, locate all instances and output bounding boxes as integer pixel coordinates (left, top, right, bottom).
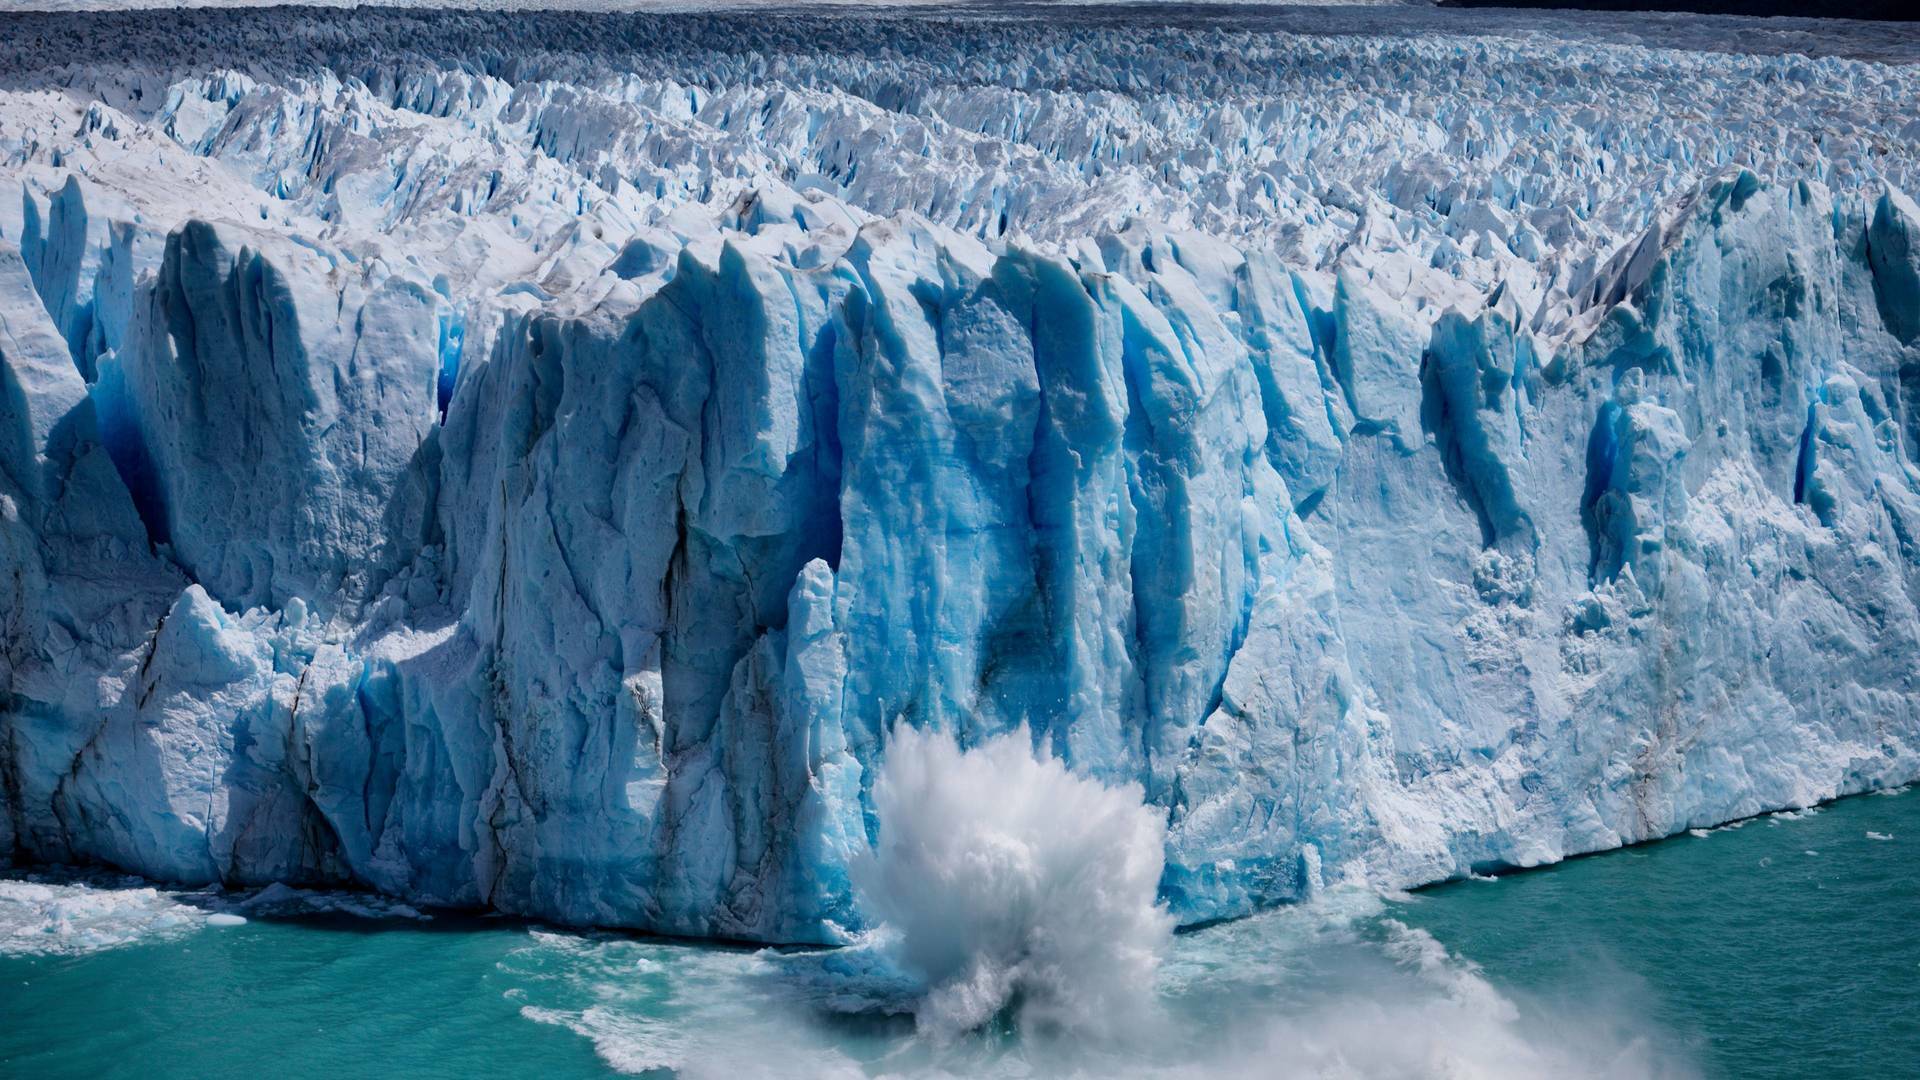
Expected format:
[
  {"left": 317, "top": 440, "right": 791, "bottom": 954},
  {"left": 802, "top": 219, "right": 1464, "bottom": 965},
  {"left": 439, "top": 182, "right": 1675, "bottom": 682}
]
[{"left": 1, "top": 6, "right": 1918, "bottom": 944}]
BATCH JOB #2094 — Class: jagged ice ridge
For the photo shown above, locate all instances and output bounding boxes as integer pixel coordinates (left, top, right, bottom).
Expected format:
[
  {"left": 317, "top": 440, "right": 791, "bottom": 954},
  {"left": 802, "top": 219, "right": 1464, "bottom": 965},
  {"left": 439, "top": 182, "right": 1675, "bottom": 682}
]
[{"left": 3, "top": 6, "right": 1919, "bottom": 942}]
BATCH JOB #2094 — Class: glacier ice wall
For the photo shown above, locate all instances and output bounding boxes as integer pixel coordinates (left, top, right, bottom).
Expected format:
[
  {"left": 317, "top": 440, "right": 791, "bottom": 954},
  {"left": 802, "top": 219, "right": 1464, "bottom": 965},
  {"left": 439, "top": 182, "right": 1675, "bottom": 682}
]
[{"left": 3, "top": 7, "right": 1919, "bottom": 942}]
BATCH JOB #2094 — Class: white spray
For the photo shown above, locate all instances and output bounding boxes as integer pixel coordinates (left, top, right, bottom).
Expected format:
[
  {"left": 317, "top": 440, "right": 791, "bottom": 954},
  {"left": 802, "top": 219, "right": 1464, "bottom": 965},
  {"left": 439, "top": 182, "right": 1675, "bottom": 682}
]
[{"left": 853, "top": 724, "right": 1176, "bottom": 1039}]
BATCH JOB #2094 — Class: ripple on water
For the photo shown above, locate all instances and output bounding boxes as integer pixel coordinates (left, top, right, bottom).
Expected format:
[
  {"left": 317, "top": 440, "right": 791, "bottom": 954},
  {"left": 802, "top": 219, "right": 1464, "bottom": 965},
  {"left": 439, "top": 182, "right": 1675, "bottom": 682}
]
[{"left": 4, "top": 787, "right": 1914, "bottom": 1078}]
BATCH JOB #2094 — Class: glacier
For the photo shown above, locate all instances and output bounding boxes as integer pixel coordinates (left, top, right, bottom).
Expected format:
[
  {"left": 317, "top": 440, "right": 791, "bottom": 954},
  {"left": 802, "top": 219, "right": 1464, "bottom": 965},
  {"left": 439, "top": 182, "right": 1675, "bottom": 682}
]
[{"left": 2, "top": 3, "right": 1919, "bottom": 944}]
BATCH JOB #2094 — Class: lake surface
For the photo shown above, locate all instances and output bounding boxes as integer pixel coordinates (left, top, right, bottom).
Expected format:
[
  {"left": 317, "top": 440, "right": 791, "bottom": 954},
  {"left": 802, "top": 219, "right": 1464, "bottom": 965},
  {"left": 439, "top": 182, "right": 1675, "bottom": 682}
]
[
  {"left": 1396, "top": 785, "right": 1920, "bottom": 1079},
  {"left": 2, "top": 786, "right": 1913, "bottom": 1079}
]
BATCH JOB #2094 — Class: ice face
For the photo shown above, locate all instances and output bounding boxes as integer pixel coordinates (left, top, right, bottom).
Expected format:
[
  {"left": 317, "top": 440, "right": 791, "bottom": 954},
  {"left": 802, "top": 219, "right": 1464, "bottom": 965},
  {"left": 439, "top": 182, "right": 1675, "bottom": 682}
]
[{"left": 2, "top": 6, "right": 1918, "bottom": 942}]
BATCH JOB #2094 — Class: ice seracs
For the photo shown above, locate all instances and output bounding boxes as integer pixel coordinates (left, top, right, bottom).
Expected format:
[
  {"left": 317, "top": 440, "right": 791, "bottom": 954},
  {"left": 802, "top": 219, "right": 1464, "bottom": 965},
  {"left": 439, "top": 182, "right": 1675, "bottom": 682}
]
[{"left": 2, "top": 6, "right": 1919, "bottom": 942}]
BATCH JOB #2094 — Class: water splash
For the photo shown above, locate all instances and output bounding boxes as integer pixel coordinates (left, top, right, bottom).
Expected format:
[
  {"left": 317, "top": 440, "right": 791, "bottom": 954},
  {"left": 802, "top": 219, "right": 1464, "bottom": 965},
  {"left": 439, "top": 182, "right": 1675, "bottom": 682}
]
[
  {"left": 502, "top": 728, "right": 1695, "bottom": 1076},
  {"left": 853, "top": 725, "right": 1175, "bottom": 1039}
]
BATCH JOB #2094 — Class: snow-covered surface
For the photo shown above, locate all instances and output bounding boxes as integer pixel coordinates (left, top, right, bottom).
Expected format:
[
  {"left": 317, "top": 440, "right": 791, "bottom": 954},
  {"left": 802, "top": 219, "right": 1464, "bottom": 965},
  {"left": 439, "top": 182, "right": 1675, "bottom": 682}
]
[{"left": 2, "top": 3, "right": 1919, "bottom": 942}]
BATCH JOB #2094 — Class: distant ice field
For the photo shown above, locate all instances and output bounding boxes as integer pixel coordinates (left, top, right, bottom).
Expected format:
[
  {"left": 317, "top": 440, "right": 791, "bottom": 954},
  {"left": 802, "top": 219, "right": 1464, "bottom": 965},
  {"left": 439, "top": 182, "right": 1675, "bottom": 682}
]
[{"left": 2, "top": 1, "right": 1916, "bottom": 63}]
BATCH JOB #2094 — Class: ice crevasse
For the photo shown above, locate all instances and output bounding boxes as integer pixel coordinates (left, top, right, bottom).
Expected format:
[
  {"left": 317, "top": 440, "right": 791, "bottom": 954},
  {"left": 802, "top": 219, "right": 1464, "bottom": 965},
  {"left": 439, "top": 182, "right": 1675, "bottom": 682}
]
[{"left": 3, "top": 10, "right": 1920, "bottom": 944}]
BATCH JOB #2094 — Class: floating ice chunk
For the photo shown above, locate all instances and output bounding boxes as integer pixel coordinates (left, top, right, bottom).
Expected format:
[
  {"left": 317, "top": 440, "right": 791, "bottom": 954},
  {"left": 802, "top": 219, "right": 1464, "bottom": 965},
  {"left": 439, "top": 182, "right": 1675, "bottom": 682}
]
[{"left": 0, "top": 875, "right": 201, "bottom": 956}]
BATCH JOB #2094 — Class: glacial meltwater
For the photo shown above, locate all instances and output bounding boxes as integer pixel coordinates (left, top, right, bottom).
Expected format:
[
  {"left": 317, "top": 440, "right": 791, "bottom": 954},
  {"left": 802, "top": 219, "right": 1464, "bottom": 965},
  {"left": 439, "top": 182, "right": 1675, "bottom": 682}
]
[{"left": 3, "top": 786, "right": 1912, "bottom": 1079}]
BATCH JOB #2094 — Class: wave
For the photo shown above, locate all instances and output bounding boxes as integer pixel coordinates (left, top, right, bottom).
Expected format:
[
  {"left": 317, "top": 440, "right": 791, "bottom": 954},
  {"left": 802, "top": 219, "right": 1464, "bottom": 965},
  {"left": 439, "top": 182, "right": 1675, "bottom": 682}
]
[
  {"left": 503, "top": 726, "right": 1697, "bottom": 1077},
  {"left": 500, "top": 885, "right": 1697, "bottom": 1078}
]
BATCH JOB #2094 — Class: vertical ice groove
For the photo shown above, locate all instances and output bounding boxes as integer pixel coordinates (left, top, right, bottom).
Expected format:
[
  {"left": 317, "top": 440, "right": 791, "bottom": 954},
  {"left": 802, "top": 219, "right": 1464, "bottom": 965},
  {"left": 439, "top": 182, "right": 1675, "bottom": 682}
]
[{"left": 1868, "top": 187, "right": 1920, "bottom": 346}]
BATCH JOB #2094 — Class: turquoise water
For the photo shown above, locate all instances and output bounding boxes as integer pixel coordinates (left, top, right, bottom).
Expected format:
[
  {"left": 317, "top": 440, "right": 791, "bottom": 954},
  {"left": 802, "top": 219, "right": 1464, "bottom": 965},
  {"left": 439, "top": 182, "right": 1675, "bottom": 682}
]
[
  {"left": 1395, "top": 786, "right": 1920, "bottom": 1079},
  {"left": 2, "top": 787, "right": 1912, "bottom": 1079}
]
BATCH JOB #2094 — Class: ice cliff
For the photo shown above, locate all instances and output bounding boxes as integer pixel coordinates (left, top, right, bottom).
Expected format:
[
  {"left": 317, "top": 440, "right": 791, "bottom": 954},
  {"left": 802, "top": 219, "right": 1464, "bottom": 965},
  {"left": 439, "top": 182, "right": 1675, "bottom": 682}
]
[{"left": 3, "top": 6, "right": 1919, "bottom": 942}]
